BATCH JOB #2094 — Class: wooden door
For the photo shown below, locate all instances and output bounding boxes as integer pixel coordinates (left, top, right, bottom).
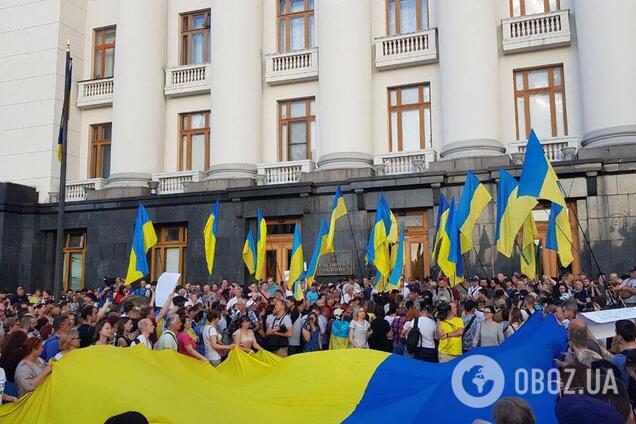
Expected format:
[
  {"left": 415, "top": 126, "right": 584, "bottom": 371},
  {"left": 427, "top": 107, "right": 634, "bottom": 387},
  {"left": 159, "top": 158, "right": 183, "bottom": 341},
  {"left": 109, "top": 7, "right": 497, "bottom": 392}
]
[
  {"left": 266, "top": 236, "right": 293, "bottom": 283},
  {"left": 532, "top": 203, "right": 581, "bottom": 277}
]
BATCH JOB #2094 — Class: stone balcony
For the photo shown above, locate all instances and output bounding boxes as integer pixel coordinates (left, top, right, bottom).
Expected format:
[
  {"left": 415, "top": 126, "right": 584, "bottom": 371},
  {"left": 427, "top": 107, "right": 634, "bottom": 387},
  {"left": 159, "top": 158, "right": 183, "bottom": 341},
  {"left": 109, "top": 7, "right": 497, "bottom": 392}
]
[
  {"left": 501, "top": 9, "right": 571, "bottom": 54},
  {"left": 152, "top": 170, "right": 206, "bottom": 194},
  {"left": 164, "top": 64, "right": 211, "bottom": 97},
  {"left": 373, "top": 149, "right": 437, "bottom": 175},
  {"left": 65, "top": 178, "right": 107, "bottom": 201},
  {"left": 256, "top": 160, "right": 315, "bottom": 185},
  {"left": 76, "top": 78, "right": 113, "bottom": 109},
  {"left": 508, "top": 136, "right": 579, "bottom": 163},
  {"left": 264, "top": 48, "right": 319, "bottom": 85},
  {"left": 374, "top": 29, "right": 438, "bottom": 70}
]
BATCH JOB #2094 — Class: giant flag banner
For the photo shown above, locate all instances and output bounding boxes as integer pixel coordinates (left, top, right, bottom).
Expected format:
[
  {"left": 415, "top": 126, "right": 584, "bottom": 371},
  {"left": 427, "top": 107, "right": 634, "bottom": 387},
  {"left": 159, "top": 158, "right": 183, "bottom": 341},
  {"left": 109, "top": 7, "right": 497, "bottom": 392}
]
[
  {"left": 124, "top": 204, "right": 158, "bottom": 284},
  {"left": 455, "top": 171, "right": 492, "bottom": 253},
  {"left": 203, "top": 200, "right": 220, "bottom": 275},
  {"left": 546, "top": 202, "right": 573, "bottom": 267},
  {"left": 255, "top": 209, "right": 267, "bottom": 280},
  {"left": 325, "top": 186, "right": 347, "bottom": 251}
]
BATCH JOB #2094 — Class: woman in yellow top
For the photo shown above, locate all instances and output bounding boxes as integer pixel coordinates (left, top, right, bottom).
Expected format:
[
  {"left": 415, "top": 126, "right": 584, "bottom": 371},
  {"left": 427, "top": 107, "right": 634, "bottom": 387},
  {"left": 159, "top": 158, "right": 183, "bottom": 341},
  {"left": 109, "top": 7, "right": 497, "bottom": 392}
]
[{"left": 436, "top": 302, "right": 464, "bottom": 363}]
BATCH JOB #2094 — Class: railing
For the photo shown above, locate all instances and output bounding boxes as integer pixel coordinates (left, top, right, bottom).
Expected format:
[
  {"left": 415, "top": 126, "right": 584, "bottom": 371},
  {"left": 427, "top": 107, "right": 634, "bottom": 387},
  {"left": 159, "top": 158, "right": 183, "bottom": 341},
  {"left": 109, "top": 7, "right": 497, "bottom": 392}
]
[
  {"left": 501, "top": 10, "right": 571, "bottom": 53},
  {"left": 256, "top": 160, "right": 315, "bottom": 185},
  {"left": 508, "top": 136, "right": 578, "bottom": 162},
  {"left": 152, "top": 170, "right": 205, "bottom": 194},
  {"left": 374, "top": 149, "right": 437, "bottom": 175},
  {"left": 65, "top": 178, "right": 107, "bottom": 201},
  {"left": 374, "top": 29, "right": 438, "bottom": 70},
  {"left": 264, "top": 48, "right": 319, "bottom": 85},
  {"left": 76, "top": 78, "right": 113, "bottom": 108},
  {"left": 164, "top": 64, "right": 211, "bottom": 97}
]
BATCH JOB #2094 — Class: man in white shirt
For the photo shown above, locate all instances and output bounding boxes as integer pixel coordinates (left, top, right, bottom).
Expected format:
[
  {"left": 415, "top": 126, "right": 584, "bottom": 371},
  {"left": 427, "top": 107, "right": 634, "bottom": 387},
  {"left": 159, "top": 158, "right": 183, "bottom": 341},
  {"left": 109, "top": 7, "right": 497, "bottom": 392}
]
[
  {"left": 131, "top": 319, "right": 155, "bottom": 348},
  {"left": 408, "top": 303, "right": 437, "bottom": 363},
  {"left": 225, "top": 286, "right": 244, "bottom": 311}
]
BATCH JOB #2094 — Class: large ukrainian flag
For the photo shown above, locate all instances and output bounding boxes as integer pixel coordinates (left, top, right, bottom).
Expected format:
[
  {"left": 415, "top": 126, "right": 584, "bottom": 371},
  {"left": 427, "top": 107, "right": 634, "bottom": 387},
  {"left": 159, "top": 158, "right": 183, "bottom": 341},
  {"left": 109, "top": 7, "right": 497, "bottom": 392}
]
[
  {"left": 306, "top": 218, "right": 333, "bottom": 286},
  {"left": 455, "top": 171, "right": 492, "bottom": 253},
  {"left": 255, "top": 209, "right": 267, "bottom": 280},
  {"left": 287, "top": 223, "right": 304, "bottom": 290},
  {"left": 546, "top": 202, "right": 573, "bottom": 267},
  {"left": 203, "top": 200, "right": 220, "bottom": 275},
  {"left": 495, "top": 169, "right": 538, "bottom": 257},
  {"left": 325, "top": 186, "right": 347, "bottom": 251},
  {"left": 124, "top": 204, "right": 158, "bottom": 285}
]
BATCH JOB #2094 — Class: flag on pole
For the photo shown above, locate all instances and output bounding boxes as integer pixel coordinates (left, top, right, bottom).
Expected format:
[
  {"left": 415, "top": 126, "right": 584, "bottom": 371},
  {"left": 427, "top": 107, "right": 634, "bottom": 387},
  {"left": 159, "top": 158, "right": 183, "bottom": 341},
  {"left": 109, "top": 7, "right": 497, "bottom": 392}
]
[
  {"left": 242, "top": 230, "right": 257, "bottom": 276},
  {"left": 306, "top": 218, "right": 333, "bottom": 286},
  {"left": 388, "top": 223, "right": 405, "bottom": 287},
  {"left": 432, "top": 193, "right": 449, "bottom": 262},
  {"left": 255, "top": 209, "right": 267, "bottom": 280},
  {"left": 455, "top": 171, "right": 492, "bottom": 253},
  {"left": 287, "top": 224, "right": 304, "bottom": 290},
  {"left": 325, "top": 186, "right": 348, "bottom": 251},
  {"left": 378, "top": 193, "right": 398, "bottom": 244},
  {"left": 58, "top": 45, "right": 73, "bottom": 161},
  {"left": 447, "top": 199, "right": 465, "bottom": 286},
  {"left": 520, "top": 214, "right": 538, "bottom": 279},
  {"left": 367, "top": 196, "right": 391, "bottom": 278},
  {"left": 293, "top": 281, "right": 304, "bottom": 301},
  {"left": 125, "top": 204, "right": 158, "bottom": 284},
  {"left": 546, "top": 202, "right": 573, "bottom": 267},
  {"left": 203, "top": 200, "right": 220, "bottom": 275},
  {"left": 495, "top": 169, "right": 538, "bottom": 257}
]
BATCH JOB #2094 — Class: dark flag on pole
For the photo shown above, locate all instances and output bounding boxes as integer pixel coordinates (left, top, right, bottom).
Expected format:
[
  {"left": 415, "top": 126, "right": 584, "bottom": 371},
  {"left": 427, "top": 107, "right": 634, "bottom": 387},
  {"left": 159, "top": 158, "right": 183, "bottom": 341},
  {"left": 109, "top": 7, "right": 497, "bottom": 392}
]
[{"left": 58, "top": 48, "right": 73, "bottom": 161}]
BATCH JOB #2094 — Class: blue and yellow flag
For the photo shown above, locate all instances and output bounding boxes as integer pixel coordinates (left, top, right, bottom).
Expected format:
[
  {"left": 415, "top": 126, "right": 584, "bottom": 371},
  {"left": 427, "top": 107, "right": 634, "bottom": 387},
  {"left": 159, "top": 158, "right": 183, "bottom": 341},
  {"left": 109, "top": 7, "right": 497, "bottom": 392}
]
[
  {"left": 432, "top": 193, "right": 449, "bottom": 262},
  {"left": 367, "top": 197, "right": 391, "bottom": 278},
  {"left": 125, "top": 204, "right": 158, "bottom": 284},
  {"left": 518, "top": 129, "right": 566, "bottom": 207},
  {"left": 306, "top": 218, "right": 333, "bottom": 286},
  {"left": 388, "top": 223, "right": 405, "bottom": 287},
  {"left": 435, "top": 196, "right": 453, "bottom": 276},
  {"left": 287, "top": 224, "right": 304, "bottom": 290},
  {"left": 255, "top": 209, "right": 267, "bottom": 280},
  {"left": 455, "top": 171, "right": 492, "bottom": 254},
  {"left": 377, "top": 193, "right": 398, "bottom": 244},
  {"left": 203, "top": 200, "right": 220, "bottom": 275},
  {"left": 57, "top": 48, "right": 72, "bottom": 161},
  {"left": 293, "top": 280, "right": 304, "bottom": 301},
  {"left": 496, "top": 169, "right": 538, "bottom": 257},
  {"left": 439, "top": 199, "right": 463, "bottom": 286},
  {"left": 242, "top": 230, "right": 257, "bottom": 276},
  {"left": 326, "top": 186, "right": 348, "bottom": 251},
  {"left": 520, "top": 213, "right": 538, "bottom": 279},
  {"left": 546, "top": 202, "right": 573, "bottom": 267}
]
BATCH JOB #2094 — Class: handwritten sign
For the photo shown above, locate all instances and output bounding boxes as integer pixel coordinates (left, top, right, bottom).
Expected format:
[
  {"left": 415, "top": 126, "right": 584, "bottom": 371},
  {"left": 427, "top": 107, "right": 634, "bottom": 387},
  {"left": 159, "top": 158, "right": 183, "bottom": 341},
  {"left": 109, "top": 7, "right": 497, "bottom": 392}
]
[
  {"left": 580, "top": 307, "right": 636, "bottom": 339},
  {"left": 317, "top": 251, "right": 353, "bottom": 276}
]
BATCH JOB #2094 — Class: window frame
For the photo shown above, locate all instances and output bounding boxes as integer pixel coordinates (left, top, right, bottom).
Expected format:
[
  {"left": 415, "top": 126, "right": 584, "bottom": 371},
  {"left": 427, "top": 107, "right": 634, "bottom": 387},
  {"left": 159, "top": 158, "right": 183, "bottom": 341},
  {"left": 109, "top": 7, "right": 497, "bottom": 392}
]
[
  {"left": 509, "top": 0, "right": 560, "bottom": 17},
  {"left": 277, "top": 0, "right": 315, "bottom": 53},
  {"left": 89, "top": 123, "right": 112, "bottom": 179},
  {"left": 180, "top": 9, "right": 211, "bottom": 65},
  {"left": 277, "top": 97, "right": 315, "bottom": 162},
  {"left": 150, "top": 226, "right": 187, "bottom": 282},
  {"left": 63, "top": 231, "right": 86, "bottom": 291},
  {"left": 93, "top": 26, "right": 116, "bottom": 79},
  {"left": 385, "top": 0, "right": 429, "bottom": 35},
  {"left": 513, "top": 64, "right": 568, "bottom": 141},
  {"left": 387, "top": 83, "right": 432, "bottom": 152},
  {"left": 178, "top": 111, "right": 210, "bottom": 171}
]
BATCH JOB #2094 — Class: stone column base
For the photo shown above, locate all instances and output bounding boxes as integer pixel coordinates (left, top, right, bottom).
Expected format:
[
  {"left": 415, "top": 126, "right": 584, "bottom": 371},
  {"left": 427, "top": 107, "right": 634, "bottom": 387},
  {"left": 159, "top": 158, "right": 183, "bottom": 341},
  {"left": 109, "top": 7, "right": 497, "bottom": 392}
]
[
  {"left": 206, "top": 163, "right": 257, "bottom": 180},
  {"left": 104, "top": 172, "right": 152, "bottom": 188},
  {"left": 317, "top": 152, "right": 374, "bottom": 170},
  {"left": 439, "top": 139, "right": 506, "bottom": 160},
  {"left": 581, "top": 125, "right": 636, "bottom": 148}
]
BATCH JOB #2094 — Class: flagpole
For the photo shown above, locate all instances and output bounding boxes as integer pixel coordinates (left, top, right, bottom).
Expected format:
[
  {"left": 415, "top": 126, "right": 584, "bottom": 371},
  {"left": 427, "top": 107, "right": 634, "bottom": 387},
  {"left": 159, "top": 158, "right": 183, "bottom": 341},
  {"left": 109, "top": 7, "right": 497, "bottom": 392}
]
[
  {"left": 345, "top": 213, "right": 365, "bottom": 279},
  {"left": 53, "top": 41, "right": 71, "bottom": 300},
  {"left": 471, "top": 246, "right": 490, "bottom": 279}
]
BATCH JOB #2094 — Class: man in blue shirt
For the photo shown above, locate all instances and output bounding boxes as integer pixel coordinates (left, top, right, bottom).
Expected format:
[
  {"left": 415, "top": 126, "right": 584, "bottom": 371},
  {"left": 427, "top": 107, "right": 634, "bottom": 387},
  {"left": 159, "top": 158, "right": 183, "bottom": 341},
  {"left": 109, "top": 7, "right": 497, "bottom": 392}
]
[
  {"left": 41, "top": 314, "right": 72, "bottom": 361},
  {"left": 306, "top": 286, "right": 319, "bottom": 305}
]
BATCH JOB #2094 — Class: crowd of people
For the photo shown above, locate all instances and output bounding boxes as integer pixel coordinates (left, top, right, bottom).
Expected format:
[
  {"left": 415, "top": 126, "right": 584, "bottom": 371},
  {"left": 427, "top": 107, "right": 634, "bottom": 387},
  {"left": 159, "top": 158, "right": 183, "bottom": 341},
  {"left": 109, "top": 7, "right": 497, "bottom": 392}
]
[{"left": 0, "top": 266, "right": 635, "bottom": 423}]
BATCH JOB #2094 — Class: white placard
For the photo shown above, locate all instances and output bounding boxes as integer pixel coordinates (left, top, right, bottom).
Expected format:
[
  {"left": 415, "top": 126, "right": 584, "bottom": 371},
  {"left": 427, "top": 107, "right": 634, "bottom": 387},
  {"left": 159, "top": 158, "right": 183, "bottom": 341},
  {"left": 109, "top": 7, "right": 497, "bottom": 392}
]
[
  {"left": 580, "top": 307, "right": 636, "bottom": 339},
  {"left": 155, "top": 272, "right": 181, "bottom": 307}
]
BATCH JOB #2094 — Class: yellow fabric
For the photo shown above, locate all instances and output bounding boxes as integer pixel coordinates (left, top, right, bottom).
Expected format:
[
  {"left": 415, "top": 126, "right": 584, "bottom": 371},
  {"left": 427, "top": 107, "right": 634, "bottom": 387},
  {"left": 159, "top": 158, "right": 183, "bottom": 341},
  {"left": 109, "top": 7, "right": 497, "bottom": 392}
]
[
  {"left": 459, "top": 183, "right": 492, "bottom": 254},
  {"left": 242, "top": 237, "right": 256, "bottom": 275},
  {"left": 0, "top": 346, "right": 389, "bottom": 424},
  {"left": 540, "top": 163, "right": 566, "bottom": 207},
  {"left": 329, "top": 336, "right": 350, "bottom": 350},
  {"left": 326, "top": 196, "right": 347, "bottom": 250},
  {"left": 436, "top": 210, "right": 463, "bottom": 285},
  {"left": 438, "top": 317, "right": 464, "bottom": 356},
  {"left": 373, "top": 221, "right": 390, "bottom": 277},
  {"left": 554, "top": 207, "right": 573, "bottom": 267},
  {"left": 256, "top": 217, "right": 267, "bottom": 280},
  {"left": 496, "top": 187, "right": 538, "bottom": 258},
  {"left": 520, "top": 214, "right": 538, "bottom": 279},
  {"left": 203, "top": 214, "right": 217, "bottom": 275}
]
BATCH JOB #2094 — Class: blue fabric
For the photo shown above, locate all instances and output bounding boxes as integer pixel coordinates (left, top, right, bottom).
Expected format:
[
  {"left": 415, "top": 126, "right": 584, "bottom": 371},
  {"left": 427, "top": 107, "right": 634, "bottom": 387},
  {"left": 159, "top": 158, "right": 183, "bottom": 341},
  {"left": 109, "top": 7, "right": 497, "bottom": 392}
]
[
  {"left": 331, "top": 320, "right": 350, "bottom": 339},
  {"left": 41, "top": 335, "right": 60, "bottom": 362},
  {"left": 345, "top": 313, "right": 566, "bottom": 423},
  {"left": 304, "top": 328, "right": 321, "bottom": 352},
  {"left": 495, "top": 169, "right": 517, "bottom": 241},
  {"left": 517, "top": 130, "right": 549, "bottom": 198},
  {"left": 306, "top": 290, "right": 318, "bottom": 305}
]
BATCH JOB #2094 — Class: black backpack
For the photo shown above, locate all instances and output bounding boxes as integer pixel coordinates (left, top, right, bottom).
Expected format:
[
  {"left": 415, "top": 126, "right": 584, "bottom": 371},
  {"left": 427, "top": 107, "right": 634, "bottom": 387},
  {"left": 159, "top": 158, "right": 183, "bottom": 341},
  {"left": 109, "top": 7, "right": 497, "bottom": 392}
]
[{"left": 406, "top": 317, "right": 421, "bottom": 354}]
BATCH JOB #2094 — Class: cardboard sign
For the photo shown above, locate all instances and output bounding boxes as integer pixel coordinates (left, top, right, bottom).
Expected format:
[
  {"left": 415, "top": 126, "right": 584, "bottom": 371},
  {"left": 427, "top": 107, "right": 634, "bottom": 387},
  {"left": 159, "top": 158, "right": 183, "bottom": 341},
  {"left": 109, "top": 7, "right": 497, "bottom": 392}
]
[
  {"left": 155, "top": 272, "right": 181, "bottom": 307},
  {"left": 580, "top": 307, "right": 636, "bottom": 339}
]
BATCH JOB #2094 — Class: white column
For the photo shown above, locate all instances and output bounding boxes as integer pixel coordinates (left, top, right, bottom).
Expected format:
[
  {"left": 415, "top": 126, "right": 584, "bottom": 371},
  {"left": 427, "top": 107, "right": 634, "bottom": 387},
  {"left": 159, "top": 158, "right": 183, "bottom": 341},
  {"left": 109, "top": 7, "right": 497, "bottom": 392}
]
[
  {"left": 207, "top": 0, "right": 262, "bottom": 180},
  {"left": 576, "top": 0, "right": 636, "bottom": 147},
  {"left": 316, "top": 0, "right": 373, "bottom": 170},
  {"left": 437, "top": 1, "right": 504, "bottom": 159},
  {"left": 108, "top": 0, "right": 167, "bottom": 187}
]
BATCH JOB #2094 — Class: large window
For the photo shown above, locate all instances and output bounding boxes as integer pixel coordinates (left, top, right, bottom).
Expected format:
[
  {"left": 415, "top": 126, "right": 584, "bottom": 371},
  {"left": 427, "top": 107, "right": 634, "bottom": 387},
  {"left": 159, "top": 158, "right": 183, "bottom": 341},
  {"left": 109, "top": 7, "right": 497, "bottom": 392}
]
[
  {"left": 388, "top": 84, "right": 431, "bottom": 152},
  {"left": 63, "top": 231, "right": 86, "bottom": 291},
  {"left": 151, "top": 226, "right": 187, "bottom": 282},
  {"left": 514, "top": 65, "right": 567, "bottom": 141},
  {"left": 278, "top": 0, "right": 314, "bottom": 52},
  {"left": 387, "top": 0, "right": 428, "bottom": 35},
  {"left": 93, "top": 26, "right": 116, "bottom": 79},
  {"left": 89, "top": 123, "right": 112, "bottom": 179},
  {"left": 179, "top": 112, "right": 210, "bottom": 171},
  {"left": 510, "top": 0, "right": 560, "bottom": 17},
  {"left": 278, "top": 98, "right": 315, "bottom": 162},
  {"left": 181, "top": 10, "right": 210, "bottom": 65}
]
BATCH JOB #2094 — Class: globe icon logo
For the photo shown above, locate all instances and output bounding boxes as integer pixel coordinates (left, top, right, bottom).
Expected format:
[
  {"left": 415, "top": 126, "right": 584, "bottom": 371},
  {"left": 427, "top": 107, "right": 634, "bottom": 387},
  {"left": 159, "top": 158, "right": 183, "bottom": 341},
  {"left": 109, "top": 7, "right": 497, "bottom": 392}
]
[{"left": 451, "top": 355, "right": 505, "bottom": 408}]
